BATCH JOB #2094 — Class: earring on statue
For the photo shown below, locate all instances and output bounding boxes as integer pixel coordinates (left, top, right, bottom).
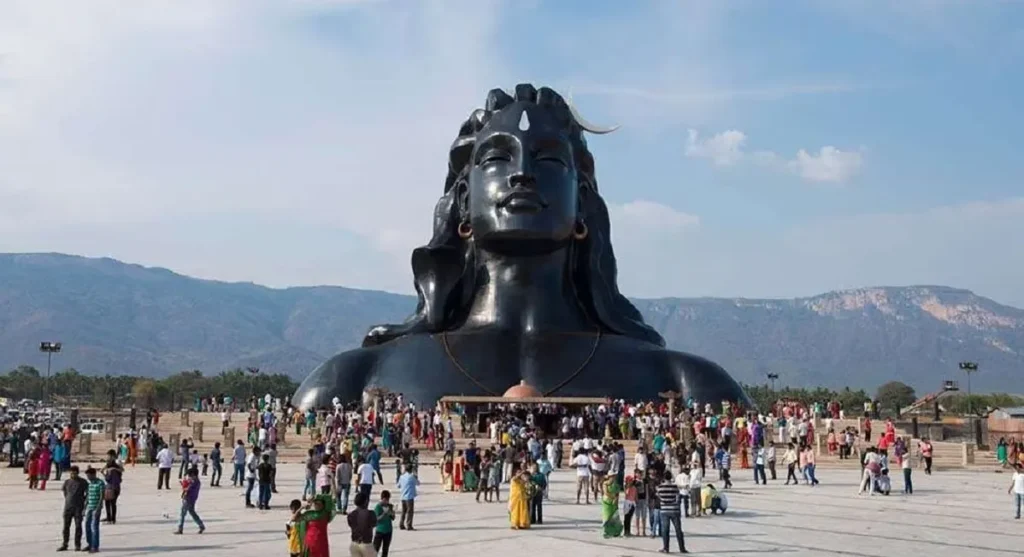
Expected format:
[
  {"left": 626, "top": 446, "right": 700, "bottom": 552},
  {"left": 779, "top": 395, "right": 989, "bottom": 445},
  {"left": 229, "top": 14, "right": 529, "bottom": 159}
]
[
  {"left": 458, "top": 221, "right": 473, "bottom": 239},
  {"left": 573, "top": 220, "right": 588, "bottom": 240}
]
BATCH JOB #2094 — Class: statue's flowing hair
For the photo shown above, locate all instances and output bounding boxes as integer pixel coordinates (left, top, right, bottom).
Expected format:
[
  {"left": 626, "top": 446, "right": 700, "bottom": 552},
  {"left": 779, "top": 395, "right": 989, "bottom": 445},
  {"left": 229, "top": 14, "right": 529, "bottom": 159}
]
[{"left": 362, "top": 84, "right": 664, "bottom": 348}]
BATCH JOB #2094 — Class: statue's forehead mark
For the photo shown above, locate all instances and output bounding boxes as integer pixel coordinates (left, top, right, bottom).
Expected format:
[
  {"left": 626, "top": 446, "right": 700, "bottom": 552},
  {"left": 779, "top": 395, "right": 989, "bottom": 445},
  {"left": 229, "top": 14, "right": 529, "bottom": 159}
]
[{"left": 518, "top": 110, "right": 530, "bottom": 131}]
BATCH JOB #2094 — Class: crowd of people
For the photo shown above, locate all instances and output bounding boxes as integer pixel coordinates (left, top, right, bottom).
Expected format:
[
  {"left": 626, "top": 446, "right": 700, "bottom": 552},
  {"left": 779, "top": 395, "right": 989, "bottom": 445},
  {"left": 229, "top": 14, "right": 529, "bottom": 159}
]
[{"left": 15, "top": 390, "right": 1024, "bottom": 555}]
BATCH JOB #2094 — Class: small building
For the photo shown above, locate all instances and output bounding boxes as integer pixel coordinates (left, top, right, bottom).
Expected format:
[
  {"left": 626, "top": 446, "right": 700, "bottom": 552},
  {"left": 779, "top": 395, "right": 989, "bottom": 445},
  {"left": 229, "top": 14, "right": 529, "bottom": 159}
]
[{"left": 990, "top": 406, "right": 1024, "bottom": 420}]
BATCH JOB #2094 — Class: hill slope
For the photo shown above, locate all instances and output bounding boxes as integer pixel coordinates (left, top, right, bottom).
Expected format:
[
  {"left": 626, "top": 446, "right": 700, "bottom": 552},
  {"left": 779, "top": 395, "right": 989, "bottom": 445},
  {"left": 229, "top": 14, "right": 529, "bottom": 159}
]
[{"left": 1, "top": 253, "right": 1022, "bottom": 392}]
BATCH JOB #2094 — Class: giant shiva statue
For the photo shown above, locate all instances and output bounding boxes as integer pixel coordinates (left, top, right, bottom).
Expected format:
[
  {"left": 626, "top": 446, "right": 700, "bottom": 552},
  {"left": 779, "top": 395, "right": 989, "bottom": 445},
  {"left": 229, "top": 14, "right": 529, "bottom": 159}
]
[{"left": 292, "top": 84, "right": 750, "bottom": 409}]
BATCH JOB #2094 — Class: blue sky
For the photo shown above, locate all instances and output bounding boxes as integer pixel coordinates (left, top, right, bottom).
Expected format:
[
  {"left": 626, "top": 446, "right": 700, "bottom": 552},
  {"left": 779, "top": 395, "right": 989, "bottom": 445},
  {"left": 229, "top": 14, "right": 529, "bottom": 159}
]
[{"left": 1, "top": 0, "right": 1022, "bottom": 306}]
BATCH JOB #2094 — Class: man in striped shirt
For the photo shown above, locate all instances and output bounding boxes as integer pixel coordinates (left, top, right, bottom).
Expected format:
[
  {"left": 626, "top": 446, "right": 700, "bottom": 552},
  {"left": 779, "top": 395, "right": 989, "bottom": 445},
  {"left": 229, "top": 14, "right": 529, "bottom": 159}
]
[
  {"left": 84, "top": 467, "right": 106, "bottom": 553},
  {"left": 718, "top": 444, "right": 733, "bottom": 489},
  {"left": 655, "top": 470, "right": 687, "bottom": 553}
]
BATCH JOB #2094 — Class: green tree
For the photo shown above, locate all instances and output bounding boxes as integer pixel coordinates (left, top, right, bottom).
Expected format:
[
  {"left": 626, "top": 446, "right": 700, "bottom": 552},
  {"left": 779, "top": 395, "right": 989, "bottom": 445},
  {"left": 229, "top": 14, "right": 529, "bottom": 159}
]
[{"left": 875, "top": 381, "right": 917, "bottom": 416}]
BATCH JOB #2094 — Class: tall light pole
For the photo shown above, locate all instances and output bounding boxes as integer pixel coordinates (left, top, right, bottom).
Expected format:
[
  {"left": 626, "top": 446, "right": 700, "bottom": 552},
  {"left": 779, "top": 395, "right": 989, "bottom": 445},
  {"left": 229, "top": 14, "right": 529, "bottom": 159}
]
[
  {"left": 958, "top": 361, "right": 978, "bottom": 416},
  {"left": 39, "top": 341, "right": 62, "bottom": 404},
  {"left": 246, "top": 367, "right": 260, "bottom": 406},
  {"left": 766, "top": 373, "right": 779, "bottom": 392}
]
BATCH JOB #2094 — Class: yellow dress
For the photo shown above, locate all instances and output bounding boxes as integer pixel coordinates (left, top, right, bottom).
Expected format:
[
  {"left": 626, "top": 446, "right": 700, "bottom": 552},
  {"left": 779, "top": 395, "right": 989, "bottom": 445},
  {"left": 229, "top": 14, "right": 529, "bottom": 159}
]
[{"left": 508, "top": 477, "right": 530, "bottom": 530}]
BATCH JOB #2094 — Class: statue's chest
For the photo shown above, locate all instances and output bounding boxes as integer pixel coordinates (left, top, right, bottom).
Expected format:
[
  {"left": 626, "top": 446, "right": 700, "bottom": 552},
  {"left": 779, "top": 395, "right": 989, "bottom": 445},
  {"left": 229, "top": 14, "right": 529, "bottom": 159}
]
[{"left": 378, "top": 332, "right": 609, "bottom": 396}]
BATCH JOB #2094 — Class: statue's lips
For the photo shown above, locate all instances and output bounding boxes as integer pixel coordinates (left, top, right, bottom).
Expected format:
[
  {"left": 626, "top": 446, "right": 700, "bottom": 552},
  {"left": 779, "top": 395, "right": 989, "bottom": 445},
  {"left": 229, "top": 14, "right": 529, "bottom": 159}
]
[{"left": 498, "top": 190, "right": 547, "bottom": 212}]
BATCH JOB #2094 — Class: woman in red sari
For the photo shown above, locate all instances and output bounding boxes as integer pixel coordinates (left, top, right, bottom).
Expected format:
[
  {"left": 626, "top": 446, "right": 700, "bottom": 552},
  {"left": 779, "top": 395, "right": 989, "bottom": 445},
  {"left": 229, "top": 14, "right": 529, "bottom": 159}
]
[
  {"left": 26, "top": 446, "right": 41, "bottom": 489},
  {"left": 453, "top": 450, "right": 465, "bottom": 492},
  {"left": 442, "top": 454, "right": 454, "bottom": 491}
]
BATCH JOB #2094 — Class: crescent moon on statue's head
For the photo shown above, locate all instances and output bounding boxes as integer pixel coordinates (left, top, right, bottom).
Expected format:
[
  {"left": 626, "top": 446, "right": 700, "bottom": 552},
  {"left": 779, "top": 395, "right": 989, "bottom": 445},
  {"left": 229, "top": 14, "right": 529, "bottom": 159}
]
[{"left": 567, "top": 88, "right": 620, "bottom": 135}]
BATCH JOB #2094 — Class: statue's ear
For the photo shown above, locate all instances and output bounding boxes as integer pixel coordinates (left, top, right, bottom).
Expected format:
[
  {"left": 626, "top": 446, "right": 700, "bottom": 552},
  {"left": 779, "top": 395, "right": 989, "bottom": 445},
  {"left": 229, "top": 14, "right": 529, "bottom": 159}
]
[{"left": 410, "top": 245, "right": 465, "bottom": 330}]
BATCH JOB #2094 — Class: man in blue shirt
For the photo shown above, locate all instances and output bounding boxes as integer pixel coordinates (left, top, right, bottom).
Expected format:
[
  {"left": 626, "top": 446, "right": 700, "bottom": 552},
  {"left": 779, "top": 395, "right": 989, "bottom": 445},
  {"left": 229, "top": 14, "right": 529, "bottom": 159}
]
[
  {"left": 396, "top": 466, "right": 419, "bottom": 531},
  {"left": 368, "top": 445, "right": 384, "bottom": 484}
]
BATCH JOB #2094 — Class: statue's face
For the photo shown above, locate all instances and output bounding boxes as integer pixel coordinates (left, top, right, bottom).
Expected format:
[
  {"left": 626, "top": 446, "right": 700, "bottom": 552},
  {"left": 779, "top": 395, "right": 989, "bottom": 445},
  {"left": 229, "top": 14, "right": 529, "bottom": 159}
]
[{"left": 466, "top": 102, "right": 578, "bottom": 246}]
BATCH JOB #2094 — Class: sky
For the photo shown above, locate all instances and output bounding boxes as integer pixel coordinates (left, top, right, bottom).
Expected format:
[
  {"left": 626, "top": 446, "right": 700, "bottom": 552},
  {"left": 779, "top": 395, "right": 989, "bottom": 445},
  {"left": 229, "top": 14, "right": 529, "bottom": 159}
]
[{"left": 1, "top": 0, "right": 1022, "bottom": 307}]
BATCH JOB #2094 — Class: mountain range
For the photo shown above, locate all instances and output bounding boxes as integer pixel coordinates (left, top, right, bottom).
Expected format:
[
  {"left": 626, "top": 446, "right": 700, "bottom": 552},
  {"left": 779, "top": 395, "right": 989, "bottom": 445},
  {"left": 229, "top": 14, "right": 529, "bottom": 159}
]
[{"left": 1, "top": 253, "right": 1021, "bottom": 393}]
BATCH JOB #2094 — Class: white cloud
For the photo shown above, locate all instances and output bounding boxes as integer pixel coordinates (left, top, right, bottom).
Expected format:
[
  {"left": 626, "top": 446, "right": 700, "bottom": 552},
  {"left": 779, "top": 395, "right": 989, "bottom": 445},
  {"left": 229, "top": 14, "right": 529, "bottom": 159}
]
[
  {"left": 685, "top": 128, "right": 864, "bottom": 184},
  {"left": 684, "top": 129, "right": 747, "bottom": 166},
  {"left": 609, "top": 200, "right": 700, "bottom": 230},
  {"left": 788, "top": 146, "right": 865, "bottom": 183}
]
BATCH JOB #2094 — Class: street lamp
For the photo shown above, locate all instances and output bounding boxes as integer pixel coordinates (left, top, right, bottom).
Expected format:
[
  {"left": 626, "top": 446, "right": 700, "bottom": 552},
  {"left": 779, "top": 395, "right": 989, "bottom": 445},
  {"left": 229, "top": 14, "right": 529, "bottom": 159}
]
[
  {"left": 246, "top": 367, "right": 260, "bottom": 406},
  {"left": 766, "top": 373, "right": 779, "bottom": 392},
  {"left": 39, "top": 341, "right": 62, "bottom": 403},
  {"left": 958, "top": 361, "right": 979, "bottom": 416}
]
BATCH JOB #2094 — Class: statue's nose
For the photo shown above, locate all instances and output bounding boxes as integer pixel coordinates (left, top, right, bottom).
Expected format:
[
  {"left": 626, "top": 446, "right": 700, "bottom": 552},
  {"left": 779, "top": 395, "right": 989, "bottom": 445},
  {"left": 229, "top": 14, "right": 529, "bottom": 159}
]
[{"left": 508, "top": 172, "right": 537, "bottom": 189}]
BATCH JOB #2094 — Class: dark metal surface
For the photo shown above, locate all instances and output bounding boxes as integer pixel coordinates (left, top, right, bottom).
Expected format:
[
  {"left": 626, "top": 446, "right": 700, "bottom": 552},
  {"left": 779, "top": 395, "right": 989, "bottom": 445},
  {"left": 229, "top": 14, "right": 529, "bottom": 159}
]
[{"left": 293, "top": 84, "right": 750, "bottom": 410}]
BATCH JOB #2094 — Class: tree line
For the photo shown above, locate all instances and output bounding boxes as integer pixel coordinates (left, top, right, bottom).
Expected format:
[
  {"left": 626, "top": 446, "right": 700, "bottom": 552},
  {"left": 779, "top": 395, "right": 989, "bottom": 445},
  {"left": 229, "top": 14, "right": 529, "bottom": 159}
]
[
  {"left": 2, "top": 365, "right": 1019, "bottom": 416},
  {"left": 0, "top": 365, "right": 299, "bottom": 411},
  {"left": 743, "top": 380, "right": 1024, "bottom": 418}
]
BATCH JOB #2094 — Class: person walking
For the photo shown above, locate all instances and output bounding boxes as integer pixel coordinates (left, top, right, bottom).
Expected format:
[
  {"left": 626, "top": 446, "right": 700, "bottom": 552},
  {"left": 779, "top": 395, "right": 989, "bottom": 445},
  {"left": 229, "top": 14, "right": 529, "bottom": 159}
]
[
  {"left": 766, "top": 441, "right": 777, "bottom": 480},
  {"left": 209, "top": 442, "right": 223, "bottom": 487},
  {"left": 156, "top": 443, "right": 173, "bottom": 490},
  {"left": 782, "top": 444, "right": 799, "bottom": 485},
  {"left": 257, "top": 453, "right": 274, "bottom": 509},
  {"left": 83, "top": 467, "right": 105, "bottom": 553},
  {"left": 336, "top": 452, "right": 353, "bottom": 514},
  {"left": 58, "top": 465, "right": 88, "bottom": 552},
  {"left": 655, "top": 470, "right": 687, "bottom": 554},
  {"left": 718, "top": 444, "right": 732, "bottom": 489},
  {"left": 231, "top": 440, "right": 246, "bottom": 487},
  {"left": 177, "top": 438, "right": 191, "bottom": 479},
  {"left": 687, "top": 465, "right": 702, "bottom": 518},
  {"left": 101, "top": 451, "right": 123, "bottom": 524},
  {"left": 347, "top": 492, "right": 377, "bottom": 557},
  {"left": 373, "top": 490, "right": 396, "bottom": 557},
  {"left": 356, "top": 457, "right": 375, "bottom": 501},
  {"left": 397, "top": 465, "right": 418, "bottom": 530},
  {"left": 753, "top": 444, "right": 767, "bottom": 485},
  {"left": 245, "top": 446, "right": 260, "bottom": 508},
  {"left": 1010, "top": 463, "right": 1024, "bottom": 519},
  {"left": 175, "top": 467, "right": 206, "bottom": 534},
  {"left": 901, "top": 451, "right": 913, "bottom": 495}
]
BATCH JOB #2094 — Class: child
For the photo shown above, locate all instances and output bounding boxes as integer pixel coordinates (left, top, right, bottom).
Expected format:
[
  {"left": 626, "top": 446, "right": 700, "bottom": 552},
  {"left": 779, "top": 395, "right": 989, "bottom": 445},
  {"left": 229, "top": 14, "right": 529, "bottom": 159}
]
[
  {"left": 201, "top": 454, "right": 209, "bottom": 476},
  {"left": 876, "top": 469, "right": 892, "bottom": 495},
  {"left": 286, "top": 499, "right": 303, "bottom": 557},
  {"left": 487, "top": 457, "right": 502, "bottom": 502},
  {"left": 316, "top": 462, "right": 333, "bottom": 495}
]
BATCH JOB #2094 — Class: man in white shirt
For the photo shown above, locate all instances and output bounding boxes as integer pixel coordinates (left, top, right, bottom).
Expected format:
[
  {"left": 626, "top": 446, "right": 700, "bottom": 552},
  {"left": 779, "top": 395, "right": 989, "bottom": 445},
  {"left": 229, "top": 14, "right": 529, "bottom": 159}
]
[
  {"left": 244, "top": 447, "right": 260, "bottom": 508},
  {"left": 687, "top": 465, "right": 703, "bottom": 517},
  {"left": 156, "top": 444, "right": 174, "bottom": 490},
  {"left": 572, "top": 451, "right": 592, "bottom": 504},
  {"left": 634, "top": 449, "right": 648, "bottom": 473},
  {"left": 1009, "top": 464, "right": 1024, "bottom": 519},
  {"left": 357, "top": 459, "right": 376, "bottom": 501}
]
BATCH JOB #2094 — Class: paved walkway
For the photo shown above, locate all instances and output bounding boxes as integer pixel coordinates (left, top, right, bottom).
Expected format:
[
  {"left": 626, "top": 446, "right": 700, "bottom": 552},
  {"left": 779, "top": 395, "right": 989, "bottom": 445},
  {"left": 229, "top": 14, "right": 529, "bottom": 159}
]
[{"left": 0, "top": 462, "right": 1020, "bottom": 556}]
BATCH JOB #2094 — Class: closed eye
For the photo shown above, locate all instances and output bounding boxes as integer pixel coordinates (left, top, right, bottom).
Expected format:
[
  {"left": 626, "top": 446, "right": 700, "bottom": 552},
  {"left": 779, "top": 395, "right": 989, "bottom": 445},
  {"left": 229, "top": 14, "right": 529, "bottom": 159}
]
[
  {"left": 536, "top": 154, "right": 567, "bottom": 167},
  {"left": 480, "top": 151, "right": 512, "bottom": 165}
]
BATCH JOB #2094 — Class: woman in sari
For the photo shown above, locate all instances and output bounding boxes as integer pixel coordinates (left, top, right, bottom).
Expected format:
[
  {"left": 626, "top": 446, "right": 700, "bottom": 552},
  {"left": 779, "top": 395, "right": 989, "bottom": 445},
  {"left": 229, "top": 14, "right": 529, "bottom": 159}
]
[
  {"left": 293, "top": 492, "right": 335, "bottom": 557},
  {"left": 600, "top": 475, "right": 623, "bottom": 538},
  {"left": 453, "top": 450, "right": 465, "bottom": 492},
  {"left": 441, "top": 454, "right": 453, "bottom": 491},
  {"left": 508, "top": 470, "right": 531, "bottom": 530}
]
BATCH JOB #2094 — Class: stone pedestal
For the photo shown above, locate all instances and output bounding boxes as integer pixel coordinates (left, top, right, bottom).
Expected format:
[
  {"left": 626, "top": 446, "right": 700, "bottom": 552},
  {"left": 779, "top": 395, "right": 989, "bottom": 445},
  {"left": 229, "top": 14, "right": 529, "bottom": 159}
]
[
  {"left": 962, "top": 443, "right": 975, "bottom": 466},
  {"left": 223, "top": 426, "right": 235, "bottom": 446},
  {"left": 180, "top": 410, "right": 190, "bottom": 427},
  {"left": 193, "top": 421, "right": 204, "bottom": 442},
  {"left": 168, "top": 433, "right": 181, "bottom": 450},
  {"left": 105, "top": 422, "right": 116, "bottom": 442},
  {"left": 927, "top": 424, "right": 944, "bottom": 441},
  {"left": 277, "top": 425, "right": 286, "bottom": 445},
  {"left": 76, "top": 433, "right": 92, "bottom": 455}
]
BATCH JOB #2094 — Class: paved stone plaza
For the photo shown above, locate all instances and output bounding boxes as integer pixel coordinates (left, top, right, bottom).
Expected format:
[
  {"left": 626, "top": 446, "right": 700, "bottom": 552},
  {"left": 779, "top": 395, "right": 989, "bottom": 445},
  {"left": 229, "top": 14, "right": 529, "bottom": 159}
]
[{"left": 1, "top": 463, "right": 1021, "bottom": 556}]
